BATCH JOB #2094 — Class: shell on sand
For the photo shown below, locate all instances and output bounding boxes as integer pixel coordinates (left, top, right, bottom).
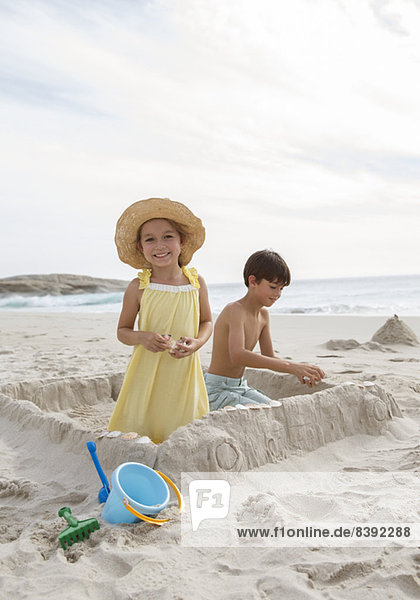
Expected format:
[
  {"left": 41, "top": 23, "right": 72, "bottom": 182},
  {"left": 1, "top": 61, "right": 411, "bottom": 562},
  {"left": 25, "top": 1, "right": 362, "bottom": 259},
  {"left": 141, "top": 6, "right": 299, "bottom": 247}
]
[{"left": 372, "top": 315, "right": 418, "bottom": 346}]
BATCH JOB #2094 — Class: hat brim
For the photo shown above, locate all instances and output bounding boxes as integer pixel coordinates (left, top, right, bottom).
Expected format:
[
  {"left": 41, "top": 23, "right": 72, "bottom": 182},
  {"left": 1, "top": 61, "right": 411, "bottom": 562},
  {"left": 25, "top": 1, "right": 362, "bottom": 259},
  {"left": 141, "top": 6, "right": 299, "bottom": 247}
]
[{"left": 115, "top": 198, "right": 205, "bottom": 269}]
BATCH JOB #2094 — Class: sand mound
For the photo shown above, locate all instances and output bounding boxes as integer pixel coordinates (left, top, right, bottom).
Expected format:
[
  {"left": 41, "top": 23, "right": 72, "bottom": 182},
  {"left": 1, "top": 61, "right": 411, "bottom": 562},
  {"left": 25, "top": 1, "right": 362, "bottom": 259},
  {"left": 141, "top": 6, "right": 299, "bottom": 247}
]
[
  {"left": 326, "top": 339, "right": 360, "bottom": 351},
  {"left": 325, "top": 316, "right": 419, "bottom": 351},
  {"left": 372, "top": 315, "right": 419, "bottom": 346}
]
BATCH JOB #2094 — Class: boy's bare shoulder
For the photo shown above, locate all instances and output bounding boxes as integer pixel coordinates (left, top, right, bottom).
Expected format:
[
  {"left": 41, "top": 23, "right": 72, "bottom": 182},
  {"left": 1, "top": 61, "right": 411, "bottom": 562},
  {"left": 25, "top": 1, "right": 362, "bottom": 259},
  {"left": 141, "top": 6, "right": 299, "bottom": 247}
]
[{"left": 218, "top": 301, "right": 246, "bottom": 322}]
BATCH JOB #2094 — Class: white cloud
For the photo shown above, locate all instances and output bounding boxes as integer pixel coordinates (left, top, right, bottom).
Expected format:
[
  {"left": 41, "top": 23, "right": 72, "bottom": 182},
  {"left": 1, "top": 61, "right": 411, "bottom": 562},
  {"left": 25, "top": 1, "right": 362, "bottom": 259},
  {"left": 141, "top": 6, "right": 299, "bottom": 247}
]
[{"left": 0, "top": 0, "right": 419, "bottom": 282}]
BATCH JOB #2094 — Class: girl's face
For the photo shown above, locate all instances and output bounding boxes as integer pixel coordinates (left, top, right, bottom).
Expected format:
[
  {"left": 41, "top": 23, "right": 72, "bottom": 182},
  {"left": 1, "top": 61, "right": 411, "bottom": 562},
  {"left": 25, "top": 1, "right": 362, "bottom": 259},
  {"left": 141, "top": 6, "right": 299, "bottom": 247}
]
[{"left": 138, "top": 219, "right": 184, "bottom": 268}]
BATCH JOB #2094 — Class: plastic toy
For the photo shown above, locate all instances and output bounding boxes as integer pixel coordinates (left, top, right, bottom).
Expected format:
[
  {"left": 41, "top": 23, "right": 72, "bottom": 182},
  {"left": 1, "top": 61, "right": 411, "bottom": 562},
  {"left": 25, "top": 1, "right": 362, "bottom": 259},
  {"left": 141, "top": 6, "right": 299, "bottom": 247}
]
[
  {"left": 58, "top": 507, "right": 100, "bottom": 550},
  {"left": 101, "top": 462, "right": 183, "bottom": 525},
  {"left": 86, "top": 441, "right": 110, "bottom": 502}
]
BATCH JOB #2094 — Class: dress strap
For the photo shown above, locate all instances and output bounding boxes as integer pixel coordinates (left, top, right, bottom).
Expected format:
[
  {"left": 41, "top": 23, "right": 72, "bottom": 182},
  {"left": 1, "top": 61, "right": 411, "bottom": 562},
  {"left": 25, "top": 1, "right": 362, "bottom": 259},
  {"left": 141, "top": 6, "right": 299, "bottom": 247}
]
[
  {"left": 181, "top": 266, "right": 200, "bottom": 289},
  {"left": 137, "top": 269, "right": 152, "bottom": 289}
]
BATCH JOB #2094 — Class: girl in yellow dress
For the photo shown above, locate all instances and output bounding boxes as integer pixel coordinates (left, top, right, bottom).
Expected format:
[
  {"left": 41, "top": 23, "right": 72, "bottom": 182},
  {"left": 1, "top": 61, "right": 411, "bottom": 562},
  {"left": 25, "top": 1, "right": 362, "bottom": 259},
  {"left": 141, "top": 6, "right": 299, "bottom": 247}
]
[{"left": 108, "top": 197, "right": 212, "bottom": 443}]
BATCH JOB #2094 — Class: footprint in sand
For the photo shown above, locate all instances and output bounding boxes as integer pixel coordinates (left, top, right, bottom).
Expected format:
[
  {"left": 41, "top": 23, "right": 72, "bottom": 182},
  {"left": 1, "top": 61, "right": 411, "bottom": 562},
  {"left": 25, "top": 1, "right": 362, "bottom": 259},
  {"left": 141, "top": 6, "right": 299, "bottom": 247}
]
[
  {"left": 236, "top": 492, "right": 286, "bottom": 526},
  {"left": 0, "top": 477, "right": 39, "bottom": 499},
  {"left": 0, "top": 505, "right": 26, "bottom": 542},
  {"left": 296, "top": 557, "right": 382, "bottom": 586},
  {"left": 257, "top": 572, "right": 322, "bottom": 599}
]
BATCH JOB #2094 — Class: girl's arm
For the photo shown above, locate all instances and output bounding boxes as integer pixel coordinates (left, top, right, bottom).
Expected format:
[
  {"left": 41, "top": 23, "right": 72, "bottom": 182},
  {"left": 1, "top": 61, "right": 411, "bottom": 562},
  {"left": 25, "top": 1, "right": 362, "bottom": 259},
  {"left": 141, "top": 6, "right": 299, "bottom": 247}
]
[
  {"left": 117, "top": 279, "right": 170, "bottom": 352},
  {"left": 171, "top": 275, "right": 213, "bottom": 358},
  {"left": 196, "top": 275, "right": 213, "bottom": 347}
]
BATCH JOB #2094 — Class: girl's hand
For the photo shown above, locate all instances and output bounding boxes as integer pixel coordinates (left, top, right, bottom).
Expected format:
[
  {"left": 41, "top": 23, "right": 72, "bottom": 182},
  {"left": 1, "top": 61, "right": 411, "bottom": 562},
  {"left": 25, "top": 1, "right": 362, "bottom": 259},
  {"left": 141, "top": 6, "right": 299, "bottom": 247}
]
[
  {"left": 169, "top": 337, "right": 199, "bottom": 359},
  {"left": 142, "top": 332, "right": 172, "bottom": 353},
  {"left": 289, "top": 363, "right": 326, "bottom": 387}
]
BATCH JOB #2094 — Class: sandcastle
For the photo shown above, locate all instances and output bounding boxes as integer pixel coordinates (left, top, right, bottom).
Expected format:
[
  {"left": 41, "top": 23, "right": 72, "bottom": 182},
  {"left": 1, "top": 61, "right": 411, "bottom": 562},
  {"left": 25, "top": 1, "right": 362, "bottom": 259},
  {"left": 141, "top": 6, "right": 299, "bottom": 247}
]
[
  {"left": 371, "top": 314, "right": 419, "bottom": 346},
  {"left": 0, "top": 369, "right": 402, "bottom": 480}
]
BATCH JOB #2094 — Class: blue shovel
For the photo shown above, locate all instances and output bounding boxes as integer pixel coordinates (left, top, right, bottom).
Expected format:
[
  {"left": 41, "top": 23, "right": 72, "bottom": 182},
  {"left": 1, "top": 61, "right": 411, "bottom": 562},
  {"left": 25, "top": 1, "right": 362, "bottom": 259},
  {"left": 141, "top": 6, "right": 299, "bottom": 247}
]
[{"left": 86, "top": 441, "right": 110, "bottom": 503}]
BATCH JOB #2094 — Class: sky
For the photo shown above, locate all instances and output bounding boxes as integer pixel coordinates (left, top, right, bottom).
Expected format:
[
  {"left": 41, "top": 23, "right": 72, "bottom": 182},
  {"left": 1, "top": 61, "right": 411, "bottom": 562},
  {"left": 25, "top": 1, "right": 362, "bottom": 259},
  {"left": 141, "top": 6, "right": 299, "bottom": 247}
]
[{"left": 1, "top": 0, "right": 419, "bottom": 284}]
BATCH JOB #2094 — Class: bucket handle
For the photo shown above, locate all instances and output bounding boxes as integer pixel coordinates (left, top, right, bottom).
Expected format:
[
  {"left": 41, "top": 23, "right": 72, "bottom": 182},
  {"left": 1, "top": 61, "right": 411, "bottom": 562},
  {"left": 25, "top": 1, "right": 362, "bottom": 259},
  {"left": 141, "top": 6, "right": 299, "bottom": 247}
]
[
  {"left": 156, "top": 470, "right": 184, "bottom": 513},
  {"left": 122, "top": 470, "right": 183, "bottom": 526},
  {"left": 122, "top": 498, "right": 169, "bottom": 525}
]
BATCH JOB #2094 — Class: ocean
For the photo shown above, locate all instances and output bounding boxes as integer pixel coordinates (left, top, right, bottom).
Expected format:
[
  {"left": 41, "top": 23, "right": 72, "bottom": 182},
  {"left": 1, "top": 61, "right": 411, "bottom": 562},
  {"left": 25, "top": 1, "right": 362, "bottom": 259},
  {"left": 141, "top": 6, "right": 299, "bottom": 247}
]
[{"left": 1, "top": 274, "right": 419, "bottom": 316}]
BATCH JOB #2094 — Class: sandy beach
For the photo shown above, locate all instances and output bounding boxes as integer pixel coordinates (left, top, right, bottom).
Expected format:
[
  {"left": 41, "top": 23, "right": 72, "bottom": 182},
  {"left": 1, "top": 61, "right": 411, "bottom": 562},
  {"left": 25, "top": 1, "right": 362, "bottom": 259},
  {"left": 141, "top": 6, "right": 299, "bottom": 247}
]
[
  {"left": 0, "top": 311, "right": 419, "bottom": 599},
  {"left": 2, "top": 0, "right": 420, "bottom": 596}
]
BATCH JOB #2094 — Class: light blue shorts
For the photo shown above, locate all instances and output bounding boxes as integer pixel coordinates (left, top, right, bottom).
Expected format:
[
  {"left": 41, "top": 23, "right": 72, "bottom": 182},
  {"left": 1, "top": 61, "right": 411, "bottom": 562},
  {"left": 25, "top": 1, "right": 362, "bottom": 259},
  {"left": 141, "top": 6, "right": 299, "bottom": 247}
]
[{"left": 204, "top": 372, "right": 271, "bottom": 411}]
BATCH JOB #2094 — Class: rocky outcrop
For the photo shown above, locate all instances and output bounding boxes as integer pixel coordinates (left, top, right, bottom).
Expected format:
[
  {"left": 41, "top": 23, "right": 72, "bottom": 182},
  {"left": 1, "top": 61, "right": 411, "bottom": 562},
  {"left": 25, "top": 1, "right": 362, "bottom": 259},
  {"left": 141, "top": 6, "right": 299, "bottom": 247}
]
[{"left": 0, "top": 273, "right": 128, "bottom": 296}]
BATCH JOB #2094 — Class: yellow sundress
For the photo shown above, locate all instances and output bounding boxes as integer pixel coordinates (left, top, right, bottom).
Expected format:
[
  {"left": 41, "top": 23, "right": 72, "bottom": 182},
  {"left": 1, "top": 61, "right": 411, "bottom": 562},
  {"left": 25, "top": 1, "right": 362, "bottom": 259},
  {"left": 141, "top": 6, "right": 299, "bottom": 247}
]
[{"left": 108, "top": 266, "right": 209, "bottom": 442}]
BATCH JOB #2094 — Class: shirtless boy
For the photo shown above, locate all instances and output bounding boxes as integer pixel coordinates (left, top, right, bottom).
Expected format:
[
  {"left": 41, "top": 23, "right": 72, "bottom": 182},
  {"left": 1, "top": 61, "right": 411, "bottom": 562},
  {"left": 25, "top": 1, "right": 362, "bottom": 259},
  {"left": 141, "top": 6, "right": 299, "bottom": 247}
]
[{"left": 204, "top": 250, "right": 325, "bottom": 410}]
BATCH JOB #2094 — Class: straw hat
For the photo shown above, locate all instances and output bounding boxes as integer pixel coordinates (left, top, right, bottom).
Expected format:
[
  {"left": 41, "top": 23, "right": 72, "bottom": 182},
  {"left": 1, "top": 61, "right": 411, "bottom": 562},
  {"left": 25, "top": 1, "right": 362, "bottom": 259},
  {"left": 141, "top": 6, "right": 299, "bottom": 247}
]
[{"left": 115, "top": 197, "right": 205, "bottom": 268}]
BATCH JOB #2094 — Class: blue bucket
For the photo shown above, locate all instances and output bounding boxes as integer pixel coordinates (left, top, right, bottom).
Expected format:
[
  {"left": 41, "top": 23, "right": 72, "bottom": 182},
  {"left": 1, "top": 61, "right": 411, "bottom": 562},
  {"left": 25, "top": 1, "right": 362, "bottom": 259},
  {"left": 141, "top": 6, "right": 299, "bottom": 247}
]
[{"left": 101, "top": 462, "right": 170, "bottom": 524}]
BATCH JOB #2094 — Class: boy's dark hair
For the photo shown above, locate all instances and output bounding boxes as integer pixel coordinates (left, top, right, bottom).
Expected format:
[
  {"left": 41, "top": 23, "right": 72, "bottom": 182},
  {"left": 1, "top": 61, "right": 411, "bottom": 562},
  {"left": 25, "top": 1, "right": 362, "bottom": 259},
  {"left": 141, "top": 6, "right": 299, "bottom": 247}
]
[{"left": 243, "top": 250, "right": 291, "bottom": 287}]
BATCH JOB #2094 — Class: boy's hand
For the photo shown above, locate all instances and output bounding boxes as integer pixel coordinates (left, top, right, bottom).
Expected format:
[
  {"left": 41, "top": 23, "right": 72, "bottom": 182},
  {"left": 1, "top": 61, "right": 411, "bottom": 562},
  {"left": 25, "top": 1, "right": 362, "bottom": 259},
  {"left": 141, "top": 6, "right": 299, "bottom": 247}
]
[
  {"left": 289, "top": 363, "right": 326, "bottom": 387},
  {"left": 142, "top": 332, "right": 172, "bottom": 353},
  {"left": 169, "top": 337, "right": 198, "bottom": 359}
]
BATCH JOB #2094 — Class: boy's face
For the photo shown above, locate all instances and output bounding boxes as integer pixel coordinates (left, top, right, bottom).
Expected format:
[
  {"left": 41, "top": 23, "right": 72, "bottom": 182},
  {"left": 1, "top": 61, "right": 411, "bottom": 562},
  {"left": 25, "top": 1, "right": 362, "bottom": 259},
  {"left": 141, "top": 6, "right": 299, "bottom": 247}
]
[{"left": 250, "top": 276, "right": 285, "bottom": 307}]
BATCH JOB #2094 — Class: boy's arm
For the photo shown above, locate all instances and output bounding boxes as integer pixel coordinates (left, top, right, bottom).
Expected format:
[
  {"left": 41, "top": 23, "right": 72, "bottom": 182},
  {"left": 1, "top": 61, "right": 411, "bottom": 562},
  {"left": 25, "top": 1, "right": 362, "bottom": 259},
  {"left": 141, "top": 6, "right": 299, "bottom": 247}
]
[
  {"left": 228, "top": 306, "right": 325, "bottom": 386},
  {"left": 117, "top": 280, "right": 170, "bottom": 352},
  {"left": 228, "top": 307, "right": 286, "bottom": 370},
  {"left": 259, "top": 310, "right": 275, "bottom": 357}
]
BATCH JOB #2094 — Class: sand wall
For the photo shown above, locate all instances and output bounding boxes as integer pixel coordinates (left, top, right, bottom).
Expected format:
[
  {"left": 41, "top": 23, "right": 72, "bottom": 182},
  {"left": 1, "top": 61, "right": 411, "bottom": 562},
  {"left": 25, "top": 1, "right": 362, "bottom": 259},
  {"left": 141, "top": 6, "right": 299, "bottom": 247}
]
[{"left": 0, "top": 372, "right": 402, "bottom": 481}]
